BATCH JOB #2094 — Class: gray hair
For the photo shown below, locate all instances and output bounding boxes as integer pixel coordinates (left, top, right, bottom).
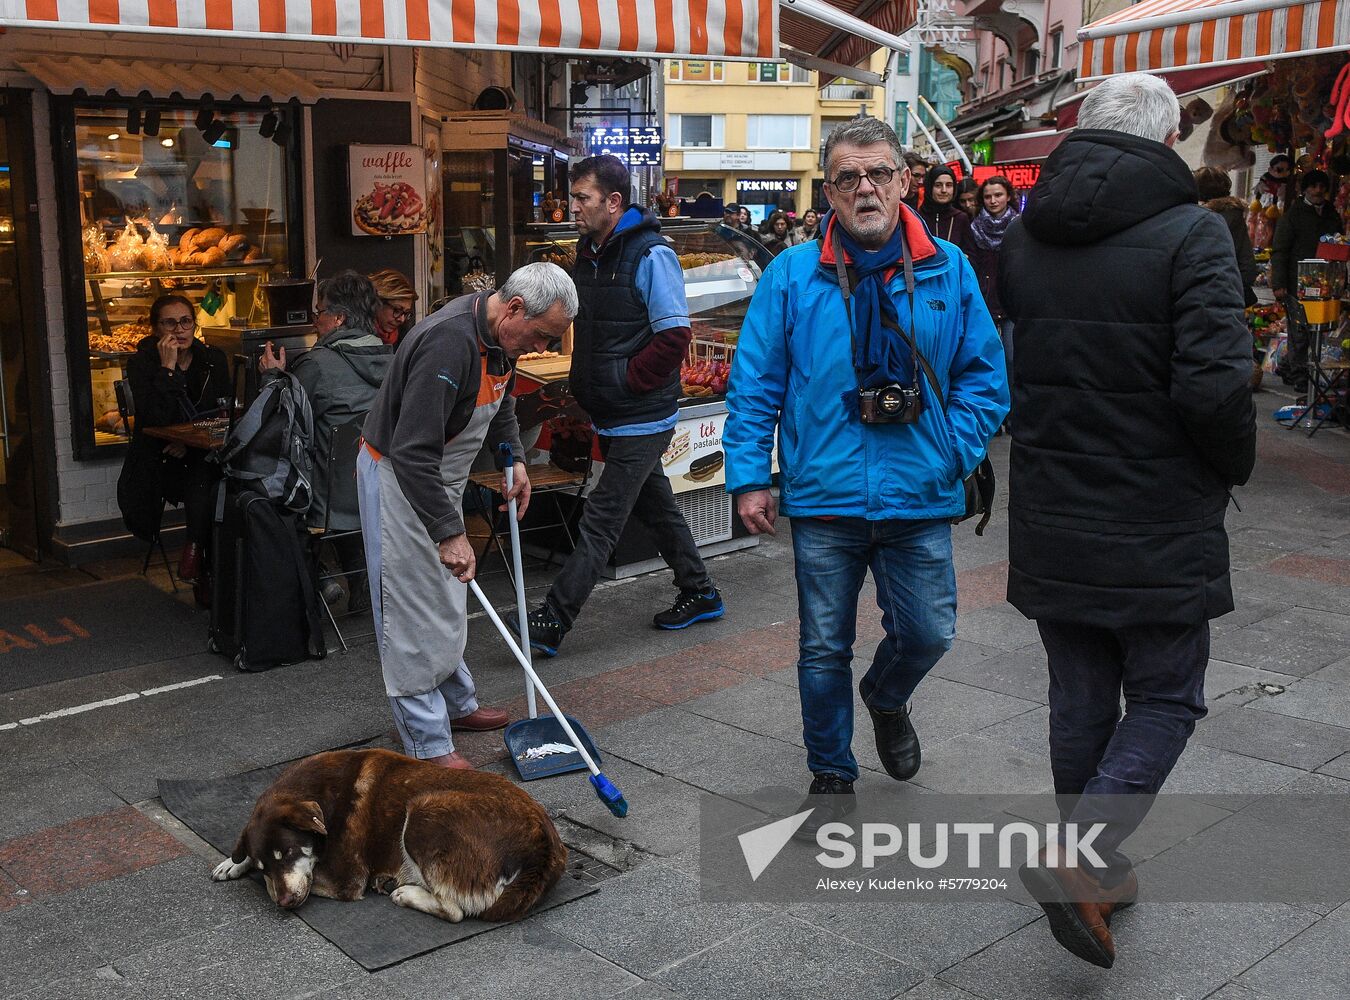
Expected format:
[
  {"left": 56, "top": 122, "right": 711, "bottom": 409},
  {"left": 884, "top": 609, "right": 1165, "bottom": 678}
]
[
  {"left": 1078, "top": 73, "right": 1181, "bottom": 144},
  {"left": 822, "top": 115, "right": 904, "bottom": 179},
  {"left": 316, "top": 269, "right": 379, "bottom": 334},
  {"left": 497, "top": 262, "right": 579, "bottom": 320}
]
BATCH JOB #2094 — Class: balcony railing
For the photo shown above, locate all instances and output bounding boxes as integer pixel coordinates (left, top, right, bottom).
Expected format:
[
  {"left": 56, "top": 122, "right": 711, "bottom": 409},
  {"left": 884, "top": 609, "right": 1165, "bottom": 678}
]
[{"left": 820, "top": 83, "right": 874, "bottom": 101}]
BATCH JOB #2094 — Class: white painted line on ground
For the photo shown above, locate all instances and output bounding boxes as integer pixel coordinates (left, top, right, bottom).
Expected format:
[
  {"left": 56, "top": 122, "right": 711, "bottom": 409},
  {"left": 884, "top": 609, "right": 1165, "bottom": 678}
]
[
  {"left": 5, "top": 674, "right": 224, "bottom": 730},
  {"left": 141, "top": 675, "right": 223, "bottom": 696},
  {"left": 20, "top": 692, "right": 141, "bottom": 725}
]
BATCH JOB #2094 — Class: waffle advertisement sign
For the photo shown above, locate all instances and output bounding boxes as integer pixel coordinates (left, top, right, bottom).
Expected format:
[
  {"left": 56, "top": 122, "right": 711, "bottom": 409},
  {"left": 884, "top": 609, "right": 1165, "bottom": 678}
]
[{"left": 349, "top": 145, "right": 428, "bottom": 237}]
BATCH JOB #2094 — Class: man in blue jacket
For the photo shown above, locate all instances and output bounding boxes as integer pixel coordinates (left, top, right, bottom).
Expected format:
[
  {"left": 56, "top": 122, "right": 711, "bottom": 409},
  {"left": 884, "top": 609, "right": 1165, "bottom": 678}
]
[{"left": 726, "top": 117, "right": 1008, "bottom": 837}]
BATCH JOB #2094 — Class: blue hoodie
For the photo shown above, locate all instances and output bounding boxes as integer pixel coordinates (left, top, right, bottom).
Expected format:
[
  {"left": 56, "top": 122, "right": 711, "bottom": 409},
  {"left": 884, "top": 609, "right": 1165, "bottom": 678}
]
[{"left": 725, "top": 206, "right": 1009, "bottom": 520}]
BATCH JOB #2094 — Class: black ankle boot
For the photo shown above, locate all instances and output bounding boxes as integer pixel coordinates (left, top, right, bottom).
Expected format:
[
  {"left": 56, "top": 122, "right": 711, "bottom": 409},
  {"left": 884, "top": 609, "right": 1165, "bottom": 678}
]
[{"left": 868, "top": 703, "right": 921, "bottom": 780}]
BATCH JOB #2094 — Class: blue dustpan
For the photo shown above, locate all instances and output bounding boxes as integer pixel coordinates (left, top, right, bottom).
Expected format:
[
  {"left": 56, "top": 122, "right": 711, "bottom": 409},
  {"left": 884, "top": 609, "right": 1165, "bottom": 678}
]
[{"left": 504, "top": 714, "right": 602, "bottom": 781}]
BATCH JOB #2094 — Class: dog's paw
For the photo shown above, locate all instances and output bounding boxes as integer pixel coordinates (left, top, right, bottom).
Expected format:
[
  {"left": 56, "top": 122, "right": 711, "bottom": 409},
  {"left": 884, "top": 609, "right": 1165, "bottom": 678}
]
[
  {"left": 390, "top": 885, "right": 416, "bottom": 907},
  {"left": 211, "top": 857, "right": 253, "bottom": 881},
  {"left": 370, "top": 875, "right": 398, "bottom": 895}
]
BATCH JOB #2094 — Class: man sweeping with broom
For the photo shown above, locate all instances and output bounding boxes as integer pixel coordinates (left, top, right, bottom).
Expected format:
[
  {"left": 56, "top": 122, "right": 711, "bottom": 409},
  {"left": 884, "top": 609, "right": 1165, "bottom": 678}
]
[{"left": 358, "top": 263, "right": 577, "bottom": 770}]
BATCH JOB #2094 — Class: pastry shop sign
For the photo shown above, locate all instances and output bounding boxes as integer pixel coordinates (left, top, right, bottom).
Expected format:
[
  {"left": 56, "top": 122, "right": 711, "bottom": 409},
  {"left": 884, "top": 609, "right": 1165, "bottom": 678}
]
[
  {"left": 661, "top": 410, "right": 727, "bottom": 494},
  {"left": 348, "top": 145, "right": 429, "bottom": 237}
]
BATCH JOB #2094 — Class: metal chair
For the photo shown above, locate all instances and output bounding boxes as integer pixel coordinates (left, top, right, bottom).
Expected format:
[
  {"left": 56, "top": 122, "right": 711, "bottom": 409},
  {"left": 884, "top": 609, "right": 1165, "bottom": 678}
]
[
  {"left": 114, "top": 379, "right": 179, "bottom": 593},
  {"left": 309, "top": 418, "right": 371, "bottom": 652}
]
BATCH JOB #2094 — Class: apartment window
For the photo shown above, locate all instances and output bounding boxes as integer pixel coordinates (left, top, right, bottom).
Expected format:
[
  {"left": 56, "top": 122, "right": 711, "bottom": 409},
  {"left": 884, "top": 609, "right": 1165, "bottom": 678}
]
[
  {"left": 750, "top": 62, "right": 811, "bottom": 83},
  {"left": 668, "top": 60, "right": 724, "bottom": 82},
  {"left": 1050, "top": 29, "right": 1063, "bottom": 69},
  {"left": 998, "top": 59, "right": 1010, "bottom": 89},
  {"left": 896, "top": 51, "right": 911, "bottom": 75},
  {"left": 746, "top": 114, "right": 811, "bottom": 149},
  {"left": 1023, "top": 48, "right": 1040, "bottom": 78},
  {"left": 668, "top": 113, "right": 724, "bottom": 148},
  {"left": 894, "top": 101, "right": 910, "bottom": 144}
]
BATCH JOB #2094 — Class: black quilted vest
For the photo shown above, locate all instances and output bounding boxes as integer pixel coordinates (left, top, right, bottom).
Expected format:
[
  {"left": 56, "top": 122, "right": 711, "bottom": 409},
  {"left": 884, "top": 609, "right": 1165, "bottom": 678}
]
[{"left": 570, "top": 208, "right": 679, "bottom": 430}]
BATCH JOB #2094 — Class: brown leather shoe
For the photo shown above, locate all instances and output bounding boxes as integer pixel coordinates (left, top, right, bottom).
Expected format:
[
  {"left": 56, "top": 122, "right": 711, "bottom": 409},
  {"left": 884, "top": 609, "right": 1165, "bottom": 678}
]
[
  {"left": 422, "top": 752, "right": 474, "bottom": 770},
  {"left": 450, "top": 706, "right": 510, "bottom": 731},
  {"left": 1019, "top": 847, "right": 1137, "bottom": 969}
]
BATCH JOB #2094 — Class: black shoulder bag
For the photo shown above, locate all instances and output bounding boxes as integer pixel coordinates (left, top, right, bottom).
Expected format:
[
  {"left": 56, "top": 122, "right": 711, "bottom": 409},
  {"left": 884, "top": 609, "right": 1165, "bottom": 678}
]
[{"left": 831, "top": 227, "right": 997, "bottom": 535}]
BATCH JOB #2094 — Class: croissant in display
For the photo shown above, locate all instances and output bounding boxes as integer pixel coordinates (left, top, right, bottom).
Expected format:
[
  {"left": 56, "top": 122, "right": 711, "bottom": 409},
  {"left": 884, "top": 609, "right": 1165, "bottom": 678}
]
[
  {"left": 178, "top": 228, "right": 201, "bottom": 252},
  {"left": 197, "top": 246, "right": 226, "bottom": 266},
  {"left": 192, "top": 227, "right": 228, "bottom": 249},
  {"left": 218, "top": 233, "right": 247, "bottom": 254}
]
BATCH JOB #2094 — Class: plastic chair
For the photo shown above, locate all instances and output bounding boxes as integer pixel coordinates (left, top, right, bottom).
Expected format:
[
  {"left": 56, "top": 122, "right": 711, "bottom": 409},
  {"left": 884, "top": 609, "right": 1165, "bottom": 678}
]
[
  {"left": 115, "top": 379, "right": 179, "bottom": 593},
  {"left": 309, "top": 418, "right": 371, "bottom": 652}
]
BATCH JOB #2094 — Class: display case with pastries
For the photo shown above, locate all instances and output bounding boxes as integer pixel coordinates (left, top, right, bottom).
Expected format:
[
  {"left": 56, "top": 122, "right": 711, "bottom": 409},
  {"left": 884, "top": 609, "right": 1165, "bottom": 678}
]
[
  {"left": 520, "top": 219, "right": 772, "bottom": 396},
  {"left": 69, "top": 102, "right": 297, "bottom": 451}
]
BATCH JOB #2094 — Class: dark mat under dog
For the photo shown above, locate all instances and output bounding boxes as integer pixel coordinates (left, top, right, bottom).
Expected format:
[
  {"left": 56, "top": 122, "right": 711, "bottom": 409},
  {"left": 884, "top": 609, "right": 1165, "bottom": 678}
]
[
  {"left": 0, "top": 578, "right": 203, "bottom": 694},
  {"left": 159, "top": 763, "right": 599, "bottom": 970}
]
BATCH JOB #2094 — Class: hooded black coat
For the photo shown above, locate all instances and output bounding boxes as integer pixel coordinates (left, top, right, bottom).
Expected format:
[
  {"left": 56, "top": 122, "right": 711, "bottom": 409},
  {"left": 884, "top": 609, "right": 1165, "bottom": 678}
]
[{"left": 998, "top": 129, "right": 1257, "bottom": 627}]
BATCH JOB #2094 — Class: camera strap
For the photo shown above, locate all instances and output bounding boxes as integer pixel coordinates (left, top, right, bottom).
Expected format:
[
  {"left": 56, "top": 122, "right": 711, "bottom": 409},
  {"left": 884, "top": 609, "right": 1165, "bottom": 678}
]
[{"left": 830, "top": 225, "right": 946, "bottom": 411}]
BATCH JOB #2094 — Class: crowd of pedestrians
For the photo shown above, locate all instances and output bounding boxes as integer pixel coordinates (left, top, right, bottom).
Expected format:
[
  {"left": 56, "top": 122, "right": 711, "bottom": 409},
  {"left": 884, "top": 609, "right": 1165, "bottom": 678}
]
[{"left": 117, "top": 76, "right": 1307, "bottom": 975}]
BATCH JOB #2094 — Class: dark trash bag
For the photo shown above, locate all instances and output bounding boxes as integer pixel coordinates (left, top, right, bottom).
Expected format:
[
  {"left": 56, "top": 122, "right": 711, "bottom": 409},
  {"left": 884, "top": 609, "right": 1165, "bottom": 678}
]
[{"left": 209, "top": 483, "right": 326, "bottom": 672}]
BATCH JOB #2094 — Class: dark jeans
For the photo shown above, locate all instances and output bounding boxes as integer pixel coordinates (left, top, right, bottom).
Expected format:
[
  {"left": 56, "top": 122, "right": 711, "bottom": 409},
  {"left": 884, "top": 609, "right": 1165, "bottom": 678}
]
[
  {"left": 546, "top": 429, "right": 713, "bottom": 629},
  {"left": 161, "top": 452, "right": 217, "bottom": 549},
  {"left": 792, "top": 516, "right": 957, "bottom": 782},
  {"left": 1038, "top": 619, "right": 1210, "bottom": 886}
]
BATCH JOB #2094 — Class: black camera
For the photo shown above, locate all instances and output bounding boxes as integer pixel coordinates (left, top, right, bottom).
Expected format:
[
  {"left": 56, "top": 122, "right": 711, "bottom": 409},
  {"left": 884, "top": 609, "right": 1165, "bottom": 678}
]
[{"left": 859, "top": 384, "right": 923, "bottom": 424}]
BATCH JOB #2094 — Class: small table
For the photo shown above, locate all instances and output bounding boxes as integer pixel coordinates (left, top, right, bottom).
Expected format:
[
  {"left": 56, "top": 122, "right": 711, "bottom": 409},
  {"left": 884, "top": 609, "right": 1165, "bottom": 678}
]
[
  {"left": 1287, "top": 360, "right": 1349, "bottom": 437},
  {"left": 143, "top": 417, "right": 230, "bottom": 451}
]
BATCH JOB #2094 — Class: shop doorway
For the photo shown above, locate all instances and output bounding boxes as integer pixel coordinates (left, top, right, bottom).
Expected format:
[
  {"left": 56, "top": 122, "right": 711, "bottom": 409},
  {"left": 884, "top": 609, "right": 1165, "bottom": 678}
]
[{"left": 0, "top": 91, "right": 51, "bottom": 560}]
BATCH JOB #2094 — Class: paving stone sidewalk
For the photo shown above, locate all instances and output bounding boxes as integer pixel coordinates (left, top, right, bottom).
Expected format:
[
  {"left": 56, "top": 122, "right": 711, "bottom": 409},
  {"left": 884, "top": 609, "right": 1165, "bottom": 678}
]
[{"left": 0, "top": 411, "right": 1348, "bottom": 1000}]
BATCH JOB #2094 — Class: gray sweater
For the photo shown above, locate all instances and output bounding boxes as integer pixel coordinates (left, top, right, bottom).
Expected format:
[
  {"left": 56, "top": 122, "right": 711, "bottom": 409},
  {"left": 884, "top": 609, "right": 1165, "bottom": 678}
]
[{"left": 361, "top": 291, "right": 523, "bottom": 542}]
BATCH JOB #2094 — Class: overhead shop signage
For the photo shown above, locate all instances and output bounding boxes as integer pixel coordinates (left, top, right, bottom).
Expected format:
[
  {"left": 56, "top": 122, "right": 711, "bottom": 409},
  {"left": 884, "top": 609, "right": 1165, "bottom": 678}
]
[
  {"left": 946, "top": 161, "right": 1042, "bottom": 191},
  {"left": 736, "top": 178, "right": 799, "bottom": 193},
  {"left": 587, "top": 126, "right": 663, "bottom": 166}
]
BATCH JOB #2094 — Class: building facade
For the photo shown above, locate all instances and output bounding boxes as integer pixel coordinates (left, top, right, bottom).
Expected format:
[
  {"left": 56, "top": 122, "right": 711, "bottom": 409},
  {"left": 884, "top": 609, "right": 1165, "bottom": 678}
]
[{"left": 662, "top": 54, "right": 887, "bottom": 221}]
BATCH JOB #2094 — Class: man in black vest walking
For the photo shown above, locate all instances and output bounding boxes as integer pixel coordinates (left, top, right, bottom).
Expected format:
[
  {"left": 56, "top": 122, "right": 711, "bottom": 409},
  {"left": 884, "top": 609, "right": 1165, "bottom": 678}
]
[{"left": 517, "top": 155, "right": 722, "bottom": 656}]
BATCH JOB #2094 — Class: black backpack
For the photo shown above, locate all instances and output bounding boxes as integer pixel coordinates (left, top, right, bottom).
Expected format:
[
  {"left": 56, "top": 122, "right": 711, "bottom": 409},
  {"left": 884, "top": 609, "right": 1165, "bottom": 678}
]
[{"left": 215, "top": 372, "right": 314, "bottom": 513}]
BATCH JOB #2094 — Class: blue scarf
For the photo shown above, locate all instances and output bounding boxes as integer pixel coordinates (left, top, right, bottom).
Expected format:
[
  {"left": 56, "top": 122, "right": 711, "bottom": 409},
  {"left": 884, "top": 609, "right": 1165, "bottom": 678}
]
[{"left": 831, "top": 213, "right": 915, "bottom": 389}]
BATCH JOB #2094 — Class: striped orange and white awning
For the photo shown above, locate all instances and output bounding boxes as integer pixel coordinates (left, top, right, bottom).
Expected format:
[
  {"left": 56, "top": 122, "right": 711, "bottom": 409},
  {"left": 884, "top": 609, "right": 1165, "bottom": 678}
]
[
  {"left": 1078, "top": 0, "right": 1349, "bottom": 81},
  {"left": 0, "top": 0, "right": 781, "bottom": 60}
]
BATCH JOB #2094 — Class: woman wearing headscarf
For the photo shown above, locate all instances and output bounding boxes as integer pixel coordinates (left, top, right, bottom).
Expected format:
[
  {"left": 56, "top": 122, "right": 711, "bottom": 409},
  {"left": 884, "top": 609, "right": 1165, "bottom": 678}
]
[
  {"left": 969, "top": 175, "right": 1018, "bottom": 428},
  {"left": 956, "top": 177, "right": 980, "bottom": 218},
  {"left": 918, "top": 164, "right": 976, "bottom": 258}
]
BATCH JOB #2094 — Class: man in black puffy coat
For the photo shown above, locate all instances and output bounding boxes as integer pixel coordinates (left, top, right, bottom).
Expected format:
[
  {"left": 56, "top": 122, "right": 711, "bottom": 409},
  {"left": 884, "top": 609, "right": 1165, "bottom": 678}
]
[{"left": 999, "top": 73, "right": 1256, "bottom": 970}]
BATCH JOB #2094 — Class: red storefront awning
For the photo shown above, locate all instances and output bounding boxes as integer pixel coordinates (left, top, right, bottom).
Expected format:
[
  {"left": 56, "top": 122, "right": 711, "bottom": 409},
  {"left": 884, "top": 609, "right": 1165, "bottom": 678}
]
[
  {"left": 0, "top": 0, "right": 914, "bottom": 64},
  {"left": 1079, "top": 0, "right": 1346, "bottom": 80}
]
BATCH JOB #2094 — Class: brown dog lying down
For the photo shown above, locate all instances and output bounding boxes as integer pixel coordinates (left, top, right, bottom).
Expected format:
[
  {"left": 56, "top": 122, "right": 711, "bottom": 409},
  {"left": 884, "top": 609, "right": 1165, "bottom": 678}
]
[{"left": 211, "top": 748, "right": 566, "bottom": 923}]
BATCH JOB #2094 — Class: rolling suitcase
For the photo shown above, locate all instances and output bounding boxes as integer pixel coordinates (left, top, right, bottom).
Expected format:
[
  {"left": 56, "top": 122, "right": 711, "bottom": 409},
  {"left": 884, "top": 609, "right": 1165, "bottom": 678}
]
[{"left": 208, "top": 482, "right": 326, "bottom": 671}]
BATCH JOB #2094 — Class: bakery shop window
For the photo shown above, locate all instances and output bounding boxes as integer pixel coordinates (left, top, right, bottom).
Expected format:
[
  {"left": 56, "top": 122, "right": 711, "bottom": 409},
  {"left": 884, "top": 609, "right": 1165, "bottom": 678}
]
[{"left": 61, "top": 101, "right": 299, "bottom": 454}]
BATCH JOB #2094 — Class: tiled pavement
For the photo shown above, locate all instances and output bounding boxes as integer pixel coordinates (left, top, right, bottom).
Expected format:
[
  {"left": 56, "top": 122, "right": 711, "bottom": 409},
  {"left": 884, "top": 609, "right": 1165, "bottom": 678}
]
[{"left": 0, "top": 407, "right": 1348, "bottom": 999}]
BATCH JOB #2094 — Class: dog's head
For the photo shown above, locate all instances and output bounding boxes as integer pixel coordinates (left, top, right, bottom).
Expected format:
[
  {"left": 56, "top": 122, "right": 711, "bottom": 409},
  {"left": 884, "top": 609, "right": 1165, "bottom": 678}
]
[{"left": 234, "top": 796, "right": 327, "bottom": 909}]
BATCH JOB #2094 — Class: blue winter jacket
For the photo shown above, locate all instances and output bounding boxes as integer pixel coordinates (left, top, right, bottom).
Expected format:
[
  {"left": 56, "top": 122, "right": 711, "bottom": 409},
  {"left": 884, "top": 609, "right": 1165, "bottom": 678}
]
[{"left": 725, "top": 207, "right": 1009, "bottom": 520}]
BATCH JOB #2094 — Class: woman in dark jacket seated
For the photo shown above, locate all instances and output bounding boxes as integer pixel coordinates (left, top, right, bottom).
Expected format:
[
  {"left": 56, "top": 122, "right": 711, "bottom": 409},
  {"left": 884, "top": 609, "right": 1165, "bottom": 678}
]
[{"left": 119, "top": 294, "right": 231, "bottom": 606}]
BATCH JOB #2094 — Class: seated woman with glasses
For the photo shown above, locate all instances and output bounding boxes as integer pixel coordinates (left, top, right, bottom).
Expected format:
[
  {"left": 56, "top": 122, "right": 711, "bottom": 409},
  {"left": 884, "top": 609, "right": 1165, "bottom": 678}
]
[
  {"left": 118, "top": 293, "right": 231, "bottom": 607},
  {"left": 368, "top": 268, "right": 419, "bottom": 347}
]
